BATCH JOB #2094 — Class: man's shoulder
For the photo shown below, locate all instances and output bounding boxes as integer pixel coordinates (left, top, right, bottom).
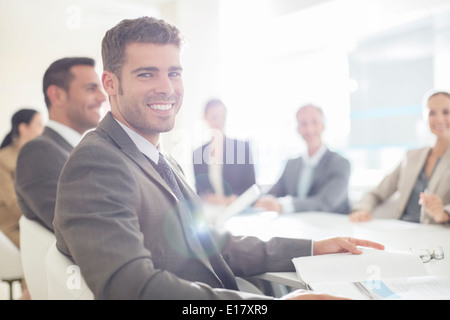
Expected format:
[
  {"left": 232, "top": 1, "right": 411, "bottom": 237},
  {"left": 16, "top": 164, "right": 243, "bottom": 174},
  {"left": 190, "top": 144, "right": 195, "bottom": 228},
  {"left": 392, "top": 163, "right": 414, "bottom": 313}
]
[
  {"left": 18, "top": 132, "right": 66, "bottom": 161},
  {"left": 192, "top": 141, "right": 209, "bottom": 160},
  {"left": 325, "top": 149, "right": 349, "bottom": 162},
  {"left": 72, "top": 129, "right": 115, "bottom": 157},
  {"left": 22, "top": 128, "right": 68, "bottom": 150},
  {"left": 193, "top": 143, "right": 206, "bottom": 153},
  {"left": 321, "top": 150, "right": 350, "bottom": 173}
]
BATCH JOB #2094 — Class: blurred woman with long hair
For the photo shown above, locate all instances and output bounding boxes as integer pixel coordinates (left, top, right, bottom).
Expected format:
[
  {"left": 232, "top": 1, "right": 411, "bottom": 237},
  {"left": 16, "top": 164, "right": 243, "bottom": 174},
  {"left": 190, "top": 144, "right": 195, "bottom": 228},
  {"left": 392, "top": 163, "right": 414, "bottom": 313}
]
[{"left": 0, "top": 108, "right": 44, "bottom": 246}]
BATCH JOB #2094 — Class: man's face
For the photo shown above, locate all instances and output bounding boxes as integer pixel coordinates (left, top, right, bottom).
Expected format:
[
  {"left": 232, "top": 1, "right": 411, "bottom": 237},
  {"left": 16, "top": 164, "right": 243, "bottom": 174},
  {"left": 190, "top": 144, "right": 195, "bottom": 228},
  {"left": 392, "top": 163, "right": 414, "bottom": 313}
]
[
  {"left": 106, "top": 42, "right": 184, "bottom": 145},
  {"left": 297, "top": 106, "right": 324, "bottom": 147},
  {"left": 64, "top": 65, "right": 106, "bottom": 133}
]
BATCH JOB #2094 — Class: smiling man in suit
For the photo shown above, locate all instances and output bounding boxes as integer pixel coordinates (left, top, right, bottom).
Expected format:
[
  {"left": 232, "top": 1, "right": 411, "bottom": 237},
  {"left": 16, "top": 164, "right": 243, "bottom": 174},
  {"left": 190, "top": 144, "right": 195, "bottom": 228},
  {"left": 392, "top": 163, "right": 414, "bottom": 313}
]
[
  {"left": 15, "top": 57, "right": 106, "bottom": 232},
  {"left": 254, "top": 104, "right": 350, "bottom": 214},
  {"left": 53, "top": 17, "right": 383, "bottom": 300}
]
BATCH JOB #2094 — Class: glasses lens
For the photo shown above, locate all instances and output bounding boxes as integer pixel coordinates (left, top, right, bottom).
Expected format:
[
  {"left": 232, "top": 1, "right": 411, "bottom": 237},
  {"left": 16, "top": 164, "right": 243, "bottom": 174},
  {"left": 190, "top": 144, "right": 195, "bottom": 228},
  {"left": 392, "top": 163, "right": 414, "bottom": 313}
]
[
  {"left": 432, "top": 247, "right": 444, "bottom": 260},
  {"left": 419, "top": 251, "right": 431, "bottom": 263},
  {"left": 411, "top": 249, "right": 432, "bottom": 263}
]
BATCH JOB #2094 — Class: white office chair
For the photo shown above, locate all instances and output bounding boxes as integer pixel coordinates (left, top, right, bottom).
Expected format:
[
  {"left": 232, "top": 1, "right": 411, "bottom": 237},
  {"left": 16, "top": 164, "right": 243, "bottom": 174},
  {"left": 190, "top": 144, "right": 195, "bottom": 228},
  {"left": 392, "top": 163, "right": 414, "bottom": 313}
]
[
  {"left": 43, "top": 241, "right": 262, "bottom": 299},
  {"left": 19, "top": 216, "right": 55, "bottom": 300},
  {"left": 43, "top": 241, "right": 261, "bottom": 299},
  {"left": 0, "top": 230, "right": 23, "bottom": 299},
  {"left": 45, "top": 241, "right": 93, "bottom": 300}
]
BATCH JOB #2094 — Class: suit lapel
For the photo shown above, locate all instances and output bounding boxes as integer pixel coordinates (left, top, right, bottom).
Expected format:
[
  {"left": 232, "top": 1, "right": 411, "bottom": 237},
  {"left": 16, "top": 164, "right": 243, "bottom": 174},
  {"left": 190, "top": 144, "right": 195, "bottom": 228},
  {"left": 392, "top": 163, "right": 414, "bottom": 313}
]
[
  {"left": 98, "top": 114, "right": 226, "bottom": 283},
  {"left": 398, "top": 148, "right": 429, "bottom": 212},
  {"left": 291, "top": 158, "right": 303, "bottom": 194},
  {"left": 44, "top": 127, "right": 73, "bottom": 153},
  {"left": 165, "top": 152, "right": 237, "bottom": 288},
  {"left": 428, "top": 147, "right": 450, "bottom": 192},
  {"left": 295, "top": 149, "right": 330, "bottom": 195},
  {"left": 310, "top": 149, "right": 330, "bottom": 190},
  {"left": 98, "top": 113, "right": 176, "bottom": 199}
]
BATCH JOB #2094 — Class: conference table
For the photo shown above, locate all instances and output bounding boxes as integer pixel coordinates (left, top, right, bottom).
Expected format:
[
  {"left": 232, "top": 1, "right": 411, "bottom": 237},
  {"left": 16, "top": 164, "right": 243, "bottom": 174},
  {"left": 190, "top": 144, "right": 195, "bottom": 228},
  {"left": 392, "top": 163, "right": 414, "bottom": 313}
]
[{"left": 223, "top": 211, "right": 450, "bottom": 293}]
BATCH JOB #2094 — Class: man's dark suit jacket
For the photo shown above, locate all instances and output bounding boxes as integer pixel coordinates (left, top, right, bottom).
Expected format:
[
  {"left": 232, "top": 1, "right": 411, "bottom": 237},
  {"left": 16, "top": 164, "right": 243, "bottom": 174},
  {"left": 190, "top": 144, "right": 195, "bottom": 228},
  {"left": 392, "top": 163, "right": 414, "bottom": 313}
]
[
  {"left": 192, "top": 137, "right": 256, "bottom": 196},
  {"left": 15, "top": 127, "right": 73, "bottom": 231},
  {"left": 53, "top": 112, "right": 313, "bottom": 299},
  {"left": 269, "top": 149, "right": 350, "bottom": 214}
]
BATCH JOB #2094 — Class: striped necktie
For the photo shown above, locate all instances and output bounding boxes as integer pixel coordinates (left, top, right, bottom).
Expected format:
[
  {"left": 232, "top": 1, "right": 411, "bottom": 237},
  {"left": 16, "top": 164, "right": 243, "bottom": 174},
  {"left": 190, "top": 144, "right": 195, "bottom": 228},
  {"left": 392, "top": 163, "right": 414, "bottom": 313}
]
[{"left": 150, "top": 153, "right": 185, "bottom": 202}]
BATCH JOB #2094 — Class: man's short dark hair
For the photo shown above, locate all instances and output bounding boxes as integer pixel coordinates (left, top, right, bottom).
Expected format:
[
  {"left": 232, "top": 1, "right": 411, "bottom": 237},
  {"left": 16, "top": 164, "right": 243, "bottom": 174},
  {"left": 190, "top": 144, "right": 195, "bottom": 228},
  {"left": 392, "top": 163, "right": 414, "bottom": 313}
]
[
  {"left": 43, "top": 57, "right": 95, "bottom": 108},
  {"left": 101, "top": 16, "right": 184, "bottom": 78}
]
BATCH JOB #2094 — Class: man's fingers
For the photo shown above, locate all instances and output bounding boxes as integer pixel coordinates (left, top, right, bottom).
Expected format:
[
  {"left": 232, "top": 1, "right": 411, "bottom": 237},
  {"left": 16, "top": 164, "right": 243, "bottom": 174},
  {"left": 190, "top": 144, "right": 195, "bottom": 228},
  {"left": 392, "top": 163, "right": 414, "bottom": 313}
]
[{"left": 347, "top": 237, "right": 385, "bottom": 251}]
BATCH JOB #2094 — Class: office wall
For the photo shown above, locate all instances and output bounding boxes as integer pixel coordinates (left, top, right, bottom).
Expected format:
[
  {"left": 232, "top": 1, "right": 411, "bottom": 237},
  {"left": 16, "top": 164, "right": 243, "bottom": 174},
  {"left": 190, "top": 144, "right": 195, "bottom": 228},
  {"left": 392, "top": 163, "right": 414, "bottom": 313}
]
[
  {"left": 2, "top": 0, "right": 450, "bottom": 193},
  {"left": 214, "top": 0, "right": 450, "bottom": 196},
  {"left": 346, "top": 10, "right": 450, "bottom": 200},
  {"left": 0, "top": 0, "right": 221, "bottom": 186},
  {"left": 0, "top": 0, "right": 160, "bottom": 134}
]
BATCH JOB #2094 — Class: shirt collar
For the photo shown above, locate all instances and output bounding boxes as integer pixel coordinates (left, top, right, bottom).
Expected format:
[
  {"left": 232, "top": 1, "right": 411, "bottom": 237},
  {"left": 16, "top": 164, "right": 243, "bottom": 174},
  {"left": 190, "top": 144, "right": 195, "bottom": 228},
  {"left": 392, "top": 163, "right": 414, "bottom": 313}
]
[
  {"left": 113, "top": 117, "right": 160, "bottom": 164},
  {"left": 46, "top": 120, "right": 83, "bottom": 147},
  {"left": 304, "top": 144, "right": 327, "bottom": 166}
]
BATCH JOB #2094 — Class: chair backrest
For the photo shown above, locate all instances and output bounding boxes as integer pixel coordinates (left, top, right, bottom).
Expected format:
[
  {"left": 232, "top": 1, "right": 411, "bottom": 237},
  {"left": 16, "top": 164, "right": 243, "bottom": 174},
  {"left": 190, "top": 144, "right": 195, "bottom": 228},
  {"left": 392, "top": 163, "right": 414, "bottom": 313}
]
[
  {"left": 45, "top": 241, "right": 93, "bottom": 300},
  {"left": 19, "top": 216, "right": 55, "bottom": 300},
  {"left": 0, "top": 229, "right": 22, "bottom": 281}
]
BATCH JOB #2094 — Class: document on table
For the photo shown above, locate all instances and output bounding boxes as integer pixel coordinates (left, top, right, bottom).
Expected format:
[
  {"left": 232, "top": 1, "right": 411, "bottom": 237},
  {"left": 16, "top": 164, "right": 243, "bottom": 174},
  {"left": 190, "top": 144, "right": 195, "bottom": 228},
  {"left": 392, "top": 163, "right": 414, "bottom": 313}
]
[
  {"left": 203, "top": 184, "right": 261, "bottom": 227},
  {"left": 312, "top": 276, "right": 450, "bottom": 300},
  {"left": 292, "top": 248, "right": 450, "bottom": 300},
  {"left": 223, "top": 184, "right": 261, "bottom": 220}
]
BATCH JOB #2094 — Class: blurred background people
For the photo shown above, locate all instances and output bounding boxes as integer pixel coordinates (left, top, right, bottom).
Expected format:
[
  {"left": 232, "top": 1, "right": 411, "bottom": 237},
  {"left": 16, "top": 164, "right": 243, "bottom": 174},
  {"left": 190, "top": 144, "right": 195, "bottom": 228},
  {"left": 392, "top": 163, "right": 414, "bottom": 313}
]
[
  {"left": 15, "top": 57, "right": 105, "bottom": 232},
  {"left": 254, "top": 104, "right": 350, "bottom": 214},
  {"left": 350, "top": 90, "right": 450, "bottom": 224},
  {"left": 0, "top": 108, "right": 44, "bottom": 247},
  {"left": 193, "top": 99, "right": 256, "bottom": 205},
  {"left": 0, "top": 108, "right": 44, "bottom": 300}
]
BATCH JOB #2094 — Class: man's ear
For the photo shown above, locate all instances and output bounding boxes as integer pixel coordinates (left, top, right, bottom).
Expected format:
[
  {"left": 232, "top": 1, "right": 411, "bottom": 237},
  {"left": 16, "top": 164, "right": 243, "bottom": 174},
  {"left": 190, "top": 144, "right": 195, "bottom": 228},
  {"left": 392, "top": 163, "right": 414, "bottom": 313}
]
[
  {"left": 102, "top": 71, "right": 119, "bottom": 96},
  {"left": 46, "top": 84, "right": 65, "bottom": 106}
]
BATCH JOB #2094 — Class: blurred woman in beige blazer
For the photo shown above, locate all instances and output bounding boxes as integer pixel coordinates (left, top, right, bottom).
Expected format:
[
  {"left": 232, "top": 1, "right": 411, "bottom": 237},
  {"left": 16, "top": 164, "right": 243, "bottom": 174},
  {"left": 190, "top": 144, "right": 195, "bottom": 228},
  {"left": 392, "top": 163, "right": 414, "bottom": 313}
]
[
  {"left": 0, "top": 109, "right": 44, "bottom": 247},
  {"left": 350, "top": 90, "right": 450, "bottom": 224}
]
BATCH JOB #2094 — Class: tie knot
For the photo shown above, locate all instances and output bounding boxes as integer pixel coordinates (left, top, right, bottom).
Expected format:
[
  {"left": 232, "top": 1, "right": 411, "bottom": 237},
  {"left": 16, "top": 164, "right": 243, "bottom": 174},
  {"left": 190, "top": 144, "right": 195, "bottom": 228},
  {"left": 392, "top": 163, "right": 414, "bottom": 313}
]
[
  {"left": 150, "top": 153, "right": 185, "bottom": 201},
  {"left": 157, "top": 153, "right": 170, "bottom": 171}
]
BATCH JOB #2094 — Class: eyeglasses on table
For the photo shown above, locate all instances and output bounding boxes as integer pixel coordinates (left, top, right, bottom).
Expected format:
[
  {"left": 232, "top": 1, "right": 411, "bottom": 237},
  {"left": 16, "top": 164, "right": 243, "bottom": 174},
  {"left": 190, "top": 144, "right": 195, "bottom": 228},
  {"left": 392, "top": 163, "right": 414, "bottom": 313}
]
[{"left": 411, "top": 246, "right": 444, "bottom": 263}]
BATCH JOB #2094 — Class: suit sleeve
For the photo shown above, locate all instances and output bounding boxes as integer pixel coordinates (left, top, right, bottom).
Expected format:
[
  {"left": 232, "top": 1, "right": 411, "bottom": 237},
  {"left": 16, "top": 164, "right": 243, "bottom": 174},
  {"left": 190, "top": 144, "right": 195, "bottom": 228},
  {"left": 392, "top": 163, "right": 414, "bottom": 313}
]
[
  {"left": 216, "top": 231, "right": 312, "bottom": 276},
  {"left": 15, "top": 140, "right": 67, "bottom": 231},
  {"left": 54, "top": 142, "right": 273, "bottom": 300}
]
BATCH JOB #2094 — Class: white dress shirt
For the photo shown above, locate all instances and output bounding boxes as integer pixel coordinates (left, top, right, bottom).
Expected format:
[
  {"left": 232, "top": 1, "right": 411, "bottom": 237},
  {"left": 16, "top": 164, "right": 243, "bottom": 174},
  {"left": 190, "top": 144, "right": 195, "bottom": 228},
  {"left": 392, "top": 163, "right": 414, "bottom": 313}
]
[
  {"left": 46, "top": 120, "right": 83, "bottom": 147},
  {"left": 113, "top": 118, "right": 160, "bottom": 165}
]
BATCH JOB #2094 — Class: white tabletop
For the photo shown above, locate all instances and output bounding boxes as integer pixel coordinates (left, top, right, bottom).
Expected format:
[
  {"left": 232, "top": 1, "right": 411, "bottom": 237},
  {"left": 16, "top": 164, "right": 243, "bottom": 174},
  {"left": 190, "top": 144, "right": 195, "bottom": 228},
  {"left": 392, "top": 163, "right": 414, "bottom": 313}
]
[{"left": 224, "top": 211, "right": 450, "bottom": 288}]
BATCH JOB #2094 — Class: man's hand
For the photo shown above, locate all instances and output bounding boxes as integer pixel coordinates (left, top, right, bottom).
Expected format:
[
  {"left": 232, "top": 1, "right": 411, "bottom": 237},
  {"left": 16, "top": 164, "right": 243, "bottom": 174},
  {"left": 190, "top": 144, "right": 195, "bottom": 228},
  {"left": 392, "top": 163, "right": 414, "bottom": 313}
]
[
  {"left": 313, "top": 237, "right": 385, "bottom": 255},
  {"left": 253, "top": 195, "right": 282, "bottom": 213}
]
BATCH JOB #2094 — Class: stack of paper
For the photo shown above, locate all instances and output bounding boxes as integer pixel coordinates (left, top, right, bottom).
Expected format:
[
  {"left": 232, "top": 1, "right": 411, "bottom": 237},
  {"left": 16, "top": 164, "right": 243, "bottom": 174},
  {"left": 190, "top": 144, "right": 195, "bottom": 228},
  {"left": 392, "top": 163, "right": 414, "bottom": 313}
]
[{"left": 292, "top": 248, "right": 450, "bottom": 300}]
